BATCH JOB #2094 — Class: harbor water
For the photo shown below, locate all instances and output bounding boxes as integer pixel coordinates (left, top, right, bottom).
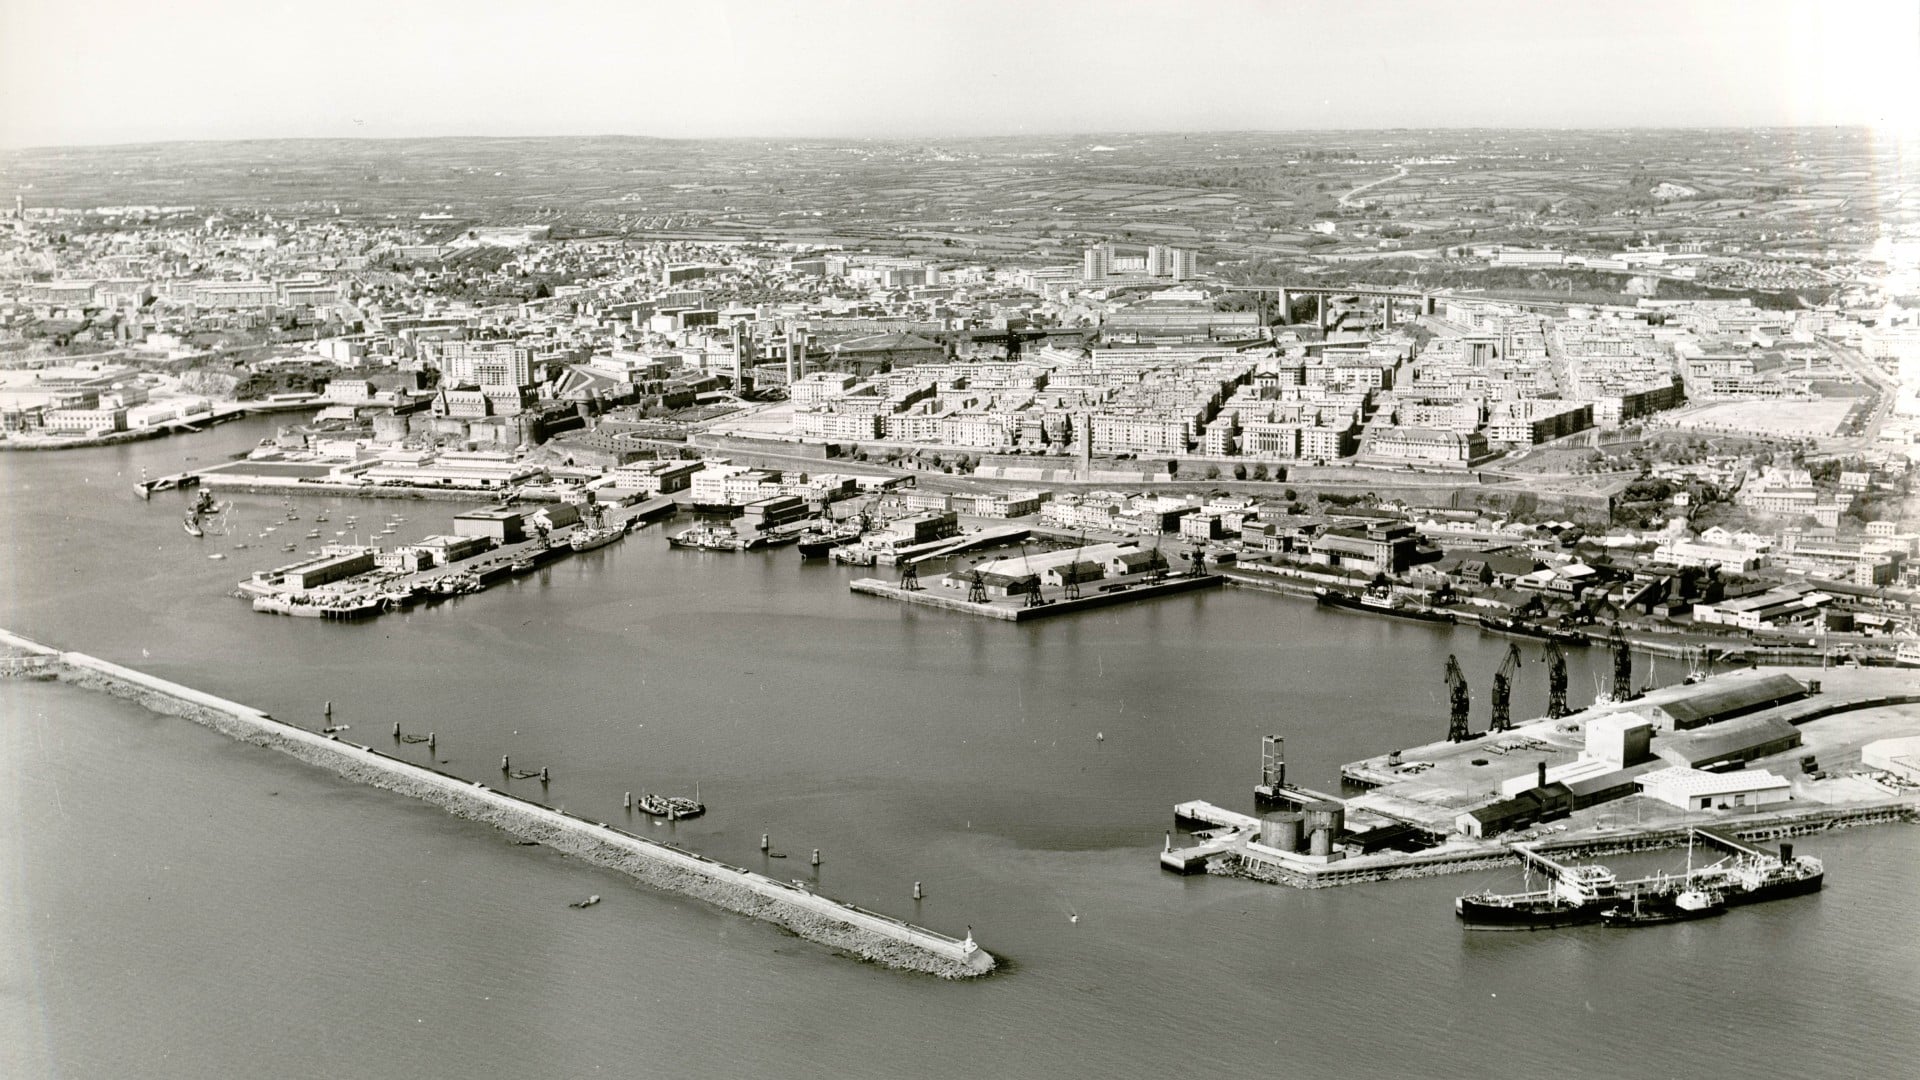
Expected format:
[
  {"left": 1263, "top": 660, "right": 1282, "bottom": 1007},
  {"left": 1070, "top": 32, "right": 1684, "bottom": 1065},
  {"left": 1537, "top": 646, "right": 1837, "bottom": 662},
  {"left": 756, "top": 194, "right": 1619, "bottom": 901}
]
[{"left": 4, "top": 418, "right": 1917, "bottom": 1079}]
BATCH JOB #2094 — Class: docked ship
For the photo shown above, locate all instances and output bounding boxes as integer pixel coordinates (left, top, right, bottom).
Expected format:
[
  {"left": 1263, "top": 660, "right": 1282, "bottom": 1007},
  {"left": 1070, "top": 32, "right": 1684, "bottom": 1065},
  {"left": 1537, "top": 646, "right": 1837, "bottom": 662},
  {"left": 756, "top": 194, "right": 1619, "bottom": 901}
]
[
  {"left": 797, "top": 522, "right": 862, "bottom": 559},
  {"left": 668, "top": 523, "right": 777, "bottom": 551},
  {"left": 1477, "top": 614, "right": 1591, "bottom": 646},
  {"left": 1460, "top": 835, "right": 1823, "bottom": 931},
  {"left": 1314, "top": 584, "right": 1456, "bottom": 624},
  {"left": 1456, "top": 857, "right": 1618, "bottom": 930},
  {"left": 1601, "top": 886, "right": 1727, "bottom": 927},
  {"left": 569, "top": 524, "right": 624, "bottom": 552},
  {"left": 1703, "top": 843, "right": 1824, "bottom": 906}
]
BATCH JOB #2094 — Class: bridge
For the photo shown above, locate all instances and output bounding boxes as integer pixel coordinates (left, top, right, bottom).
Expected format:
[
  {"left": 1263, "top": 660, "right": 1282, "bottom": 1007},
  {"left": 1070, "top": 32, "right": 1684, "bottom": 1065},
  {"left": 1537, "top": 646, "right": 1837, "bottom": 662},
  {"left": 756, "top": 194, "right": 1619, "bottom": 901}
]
[{"left": 1217, "top": 283, "right": 1439, "bottom": 329}]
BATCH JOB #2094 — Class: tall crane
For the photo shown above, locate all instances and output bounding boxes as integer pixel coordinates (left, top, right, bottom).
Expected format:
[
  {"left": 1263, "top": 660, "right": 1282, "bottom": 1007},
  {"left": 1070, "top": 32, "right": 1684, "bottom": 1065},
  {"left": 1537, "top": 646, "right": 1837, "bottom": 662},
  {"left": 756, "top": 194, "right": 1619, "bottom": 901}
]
[
  {"left": 1489, "top": 644, "right": 1523, "bottom": 733},
  {"left": 1445, "top": 654, "right": 1472, "bottom": 743},
  {"left": 1062, "top": 529, "right": 1088, "bottom": 601},
  {"left": 1544, "top": 639, "right": 1570, "bottom": 719},
  {"left": 1609, "top": 623, "right": 1633, "bottom": 703}
]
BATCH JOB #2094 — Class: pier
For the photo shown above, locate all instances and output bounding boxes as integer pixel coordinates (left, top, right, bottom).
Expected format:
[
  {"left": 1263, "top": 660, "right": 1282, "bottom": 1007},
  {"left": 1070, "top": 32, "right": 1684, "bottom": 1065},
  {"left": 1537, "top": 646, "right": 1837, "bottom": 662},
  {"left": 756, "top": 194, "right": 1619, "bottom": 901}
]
[
  {"left": 237, "top": 497, "right": 679, "bottom": 620},
  {"left": 1, "top": 628, "right": 994, "bottom": 978},
  {"left": 850, "top": 572, "right": 1223, "bottom": 621}
]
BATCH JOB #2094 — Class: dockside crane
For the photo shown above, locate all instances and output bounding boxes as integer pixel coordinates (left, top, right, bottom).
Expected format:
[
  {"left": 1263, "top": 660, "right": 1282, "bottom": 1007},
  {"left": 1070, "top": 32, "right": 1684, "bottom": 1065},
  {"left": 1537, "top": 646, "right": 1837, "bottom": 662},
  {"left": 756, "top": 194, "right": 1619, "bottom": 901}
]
[
  {"left": 899, "top": 555, "right": 921, "bottom": 591},
  {"left": 1545, "top": 639, "right": 1570, "bottom": 719},
  {"left": 964, "top": 566, "right": 988, "bottom": 604},
  {"left": 1445, "top": 654, "right": 1472, "bottom": 743},
  {"left": 1489, "top": 644, "right": 1522, "bottom": 733},
  {"left": 1063, "top": 529, "right": 1088, "bottom": 601},
  {"left": 1609, "top": 623, "right": 1633, "bottom": 702}
]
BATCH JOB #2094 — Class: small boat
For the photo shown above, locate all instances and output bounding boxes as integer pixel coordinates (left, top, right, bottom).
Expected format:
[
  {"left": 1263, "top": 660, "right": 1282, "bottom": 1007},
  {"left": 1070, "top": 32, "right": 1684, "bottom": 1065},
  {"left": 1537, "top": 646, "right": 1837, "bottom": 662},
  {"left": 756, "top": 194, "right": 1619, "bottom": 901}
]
[
  {"left": 305, "top": 530, "right": 322, "bottom": 539},
  {"left": 207, "top": 553, "right": 226, "bottom": 560},
  {"left": 183, "top": 513, "right": 204, "bottom": 538},
  {"left": 282, "top": 543, "right": 298, "bottom": 552},
  {"left": 569, "top": 895, "right": 602, "bottom": 909},
  {"left": 635, "top": 792, "right": 705, "bottom": 820}
]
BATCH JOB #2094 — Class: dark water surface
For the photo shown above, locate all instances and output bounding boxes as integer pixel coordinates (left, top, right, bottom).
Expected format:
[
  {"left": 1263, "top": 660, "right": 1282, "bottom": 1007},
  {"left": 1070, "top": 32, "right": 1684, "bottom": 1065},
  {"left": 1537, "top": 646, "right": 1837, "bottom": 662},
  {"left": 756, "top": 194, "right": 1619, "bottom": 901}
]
[{"left": 4, "top": 419, "right": 1916, "bottom": 1079}]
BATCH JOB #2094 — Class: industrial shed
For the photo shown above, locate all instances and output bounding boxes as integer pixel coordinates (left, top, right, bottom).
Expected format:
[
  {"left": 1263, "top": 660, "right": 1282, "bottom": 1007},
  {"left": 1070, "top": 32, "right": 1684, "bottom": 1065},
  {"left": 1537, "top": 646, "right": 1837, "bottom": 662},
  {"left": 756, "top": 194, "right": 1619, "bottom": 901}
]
[
  {"left": 1654, "top": 715, "right": 1803, "bottom": 770},
  {"left": 1649, "top": 674, "right": 1808, "bottom": 730}
]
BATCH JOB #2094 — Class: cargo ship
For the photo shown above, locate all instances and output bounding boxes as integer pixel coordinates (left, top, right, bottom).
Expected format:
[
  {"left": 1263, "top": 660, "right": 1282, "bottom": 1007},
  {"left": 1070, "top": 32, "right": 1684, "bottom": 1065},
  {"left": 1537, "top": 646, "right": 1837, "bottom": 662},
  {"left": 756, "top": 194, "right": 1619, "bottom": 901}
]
[
  {"left": 1459, "top": 836, "right": 1823, "bottom": 931},
  {"left": 1705, "top": 845, "right": 1824, "bottom": 906},
  {"left": 1477, "top": 614, "right": 1591, "bottom": 646},
  {"left": 797, "top": 522, "right": 861, "bottom": 559},
  {"left": 1314, "top": 585, "right": 1456, "bottom": 624},
  {"left": 1456, "top": 860, "right": 1618, "bottom": 930}
]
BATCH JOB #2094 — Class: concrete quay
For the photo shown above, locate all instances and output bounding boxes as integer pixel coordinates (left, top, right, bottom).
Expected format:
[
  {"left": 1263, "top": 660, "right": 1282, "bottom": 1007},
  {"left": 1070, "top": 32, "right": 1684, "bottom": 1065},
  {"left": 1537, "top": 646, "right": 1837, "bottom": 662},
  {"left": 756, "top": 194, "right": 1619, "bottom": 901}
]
[
  {"left": 1163, "top": 665, "right": 1920, "bottom": 889},
  {"left": 1, "top": 628, "right": 995, "bottom": 979},
  {"left": 238, "top": 497, "right": 679, "bottom": 620},
  {"left": 850, "top": 573, "right": 1223, "bottom": 621}
]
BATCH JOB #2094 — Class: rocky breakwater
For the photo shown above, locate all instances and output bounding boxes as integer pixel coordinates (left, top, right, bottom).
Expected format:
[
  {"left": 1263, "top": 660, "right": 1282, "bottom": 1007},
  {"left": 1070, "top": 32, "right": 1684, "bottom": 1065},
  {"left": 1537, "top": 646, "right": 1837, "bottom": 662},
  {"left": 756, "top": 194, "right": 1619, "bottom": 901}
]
[{"left": 3, "top": 628, "right": 995, "bottom": 979}]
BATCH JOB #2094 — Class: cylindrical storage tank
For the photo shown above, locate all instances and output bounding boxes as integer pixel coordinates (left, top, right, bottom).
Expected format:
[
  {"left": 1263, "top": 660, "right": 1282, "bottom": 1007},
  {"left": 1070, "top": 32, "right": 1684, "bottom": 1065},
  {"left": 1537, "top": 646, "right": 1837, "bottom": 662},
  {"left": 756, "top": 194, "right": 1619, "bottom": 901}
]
[
  {"left": 1308, "top": 828, "right": 1334, "bottom": 856},
  {"left": 1261, "top": 813, "right": 1305, "bottom": 852},
  {"left": 1304, "top": 802, "right": 1345, "bottom": 837}
]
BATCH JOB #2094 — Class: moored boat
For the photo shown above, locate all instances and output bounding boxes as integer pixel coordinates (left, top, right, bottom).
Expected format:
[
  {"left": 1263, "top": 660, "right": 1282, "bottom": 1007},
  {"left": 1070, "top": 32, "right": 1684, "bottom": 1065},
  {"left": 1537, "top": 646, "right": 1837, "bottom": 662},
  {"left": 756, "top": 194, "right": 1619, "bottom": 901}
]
[
  {"left": 635, "top": 792, "right": 706, "bottom": 820},
  {"left": 1457, "top": 856, "right": 1617, "bottom": 930},
  {"left": 1601, "top": 886, "right": 1726, "bottom": 926},
  {"left": 1478, "top": 614, "right": 1591, "bottom": 646},
  {"left": 569, "top": 524, "right": 624, "bottom": 552},
  {"left": 1315, "top": 585, "right": 1455, "bottom": 624}
]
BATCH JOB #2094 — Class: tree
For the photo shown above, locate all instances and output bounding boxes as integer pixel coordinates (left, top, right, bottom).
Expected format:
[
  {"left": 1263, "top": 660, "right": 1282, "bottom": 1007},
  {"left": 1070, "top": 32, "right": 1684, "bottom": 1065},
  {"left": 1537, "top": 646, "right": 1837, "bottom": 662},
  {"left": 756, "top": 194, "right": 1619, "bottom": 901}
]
[
  {"left": 1251, "top": 464, "right": 1269, "bottom": 481},
  {"left": 1205, "top": 465, "right": 1221, "bottom": 480},
  {"left": 1167, "top": 460, "right": 1180, "bottom": 477},
  {"left": 1232, "top": 464, "right": 1248, "bottom": 480}
]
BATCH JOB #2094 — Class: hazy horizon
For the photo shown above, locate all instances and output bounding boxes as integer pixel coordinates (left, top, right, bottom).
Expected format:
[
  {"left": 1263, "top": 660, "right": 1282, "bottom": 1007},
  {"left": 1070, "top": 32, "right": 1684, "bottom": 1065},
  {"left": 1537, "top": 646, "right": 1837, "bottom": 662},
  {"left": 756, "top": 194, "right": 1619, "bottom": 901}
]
[
  {"left": 2, "top": 123, "right": 1915, "bottom": 157},
  {"left": 4, "top": 0, "right": 1918, "bottom": 151}
]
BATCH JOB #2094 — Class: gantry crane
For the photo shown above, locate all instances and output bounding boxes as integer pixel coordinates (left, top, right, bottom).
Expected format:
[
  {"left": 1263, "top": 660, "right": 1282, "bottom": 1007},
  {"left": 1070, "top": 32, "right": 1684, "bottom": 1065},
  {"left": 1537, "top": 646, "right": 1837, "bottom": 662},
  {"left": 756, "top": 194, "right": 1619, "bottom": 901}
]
[
  {"left": 1545, "top": 639, "right": 1570, "bottom": 719},
  {"left": 1445, "top": 654, "right": 1472, "bottom": 743},
  {"left": 1489, "top": 644, "right": 1523, "bottom": 733},
  {"left": 1609, "top": 623, "right": 1633, "bottom": 703}
]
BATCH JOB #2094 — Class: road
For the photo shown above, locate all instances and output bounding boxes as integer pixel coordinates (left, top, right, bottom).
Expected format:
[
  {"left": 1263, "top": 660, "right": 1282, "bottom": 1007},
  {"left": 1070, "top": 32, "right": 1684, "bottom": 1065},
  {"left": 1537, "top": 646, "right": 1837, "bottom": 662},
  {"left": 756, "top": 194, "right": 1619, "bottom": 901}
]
[
  {"left": 1816, "top": 334, "right": 1898, "bottom": 444},
  {"left": 1337, "top": 165, "right": 1409, "bottom": 209}
]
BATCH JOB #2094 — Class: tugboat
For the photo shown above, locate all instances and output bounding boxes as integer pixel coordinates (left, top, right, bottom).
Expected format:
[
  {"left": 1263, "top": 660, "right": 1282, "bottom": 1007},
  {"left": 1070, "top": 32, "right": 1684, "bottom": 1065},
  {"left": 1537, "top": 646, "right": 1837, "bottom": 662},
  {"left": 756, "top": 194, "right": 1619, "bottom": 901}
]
[{"left": 1602, "top": 886, "right": 1727, "bottom": 927}]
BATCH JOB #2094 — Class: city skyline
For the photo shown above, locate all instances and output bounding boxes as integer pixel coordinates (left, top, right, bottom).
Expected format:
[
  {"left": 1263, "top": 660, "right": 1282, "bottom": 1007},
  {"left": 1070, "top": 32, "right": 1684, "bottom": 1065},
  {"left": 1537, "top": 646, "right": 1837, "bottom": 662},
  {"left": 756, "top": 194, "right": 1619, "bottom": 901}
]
[{"left": 4, "top": 0, "right": 1919, "bottom": 150}]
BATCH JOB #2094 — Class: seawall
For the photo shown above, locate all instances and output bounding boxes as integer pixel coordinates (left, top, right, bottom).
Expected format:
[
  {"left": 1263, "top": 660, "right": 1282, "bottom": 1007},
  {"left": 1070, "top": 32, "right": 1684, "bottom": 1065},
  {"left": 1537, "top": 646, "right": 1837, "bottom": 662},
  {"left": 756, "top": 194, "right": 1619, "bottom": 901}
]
[{"left": 0, "top": 628, "right": 994, "bottom": 979}]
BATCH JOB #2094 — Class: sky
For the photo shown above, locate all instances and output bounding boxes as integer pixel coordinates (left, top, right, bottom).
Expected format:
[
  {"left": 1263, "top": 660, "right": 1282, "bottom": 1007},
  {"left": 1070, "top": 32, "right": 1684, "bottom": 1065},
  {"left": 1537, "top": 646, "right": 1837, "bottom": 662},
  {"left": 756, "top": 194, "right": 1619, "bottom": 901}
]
[{"left": 3, "top": 0, "right": 1918, "bottom": 148}]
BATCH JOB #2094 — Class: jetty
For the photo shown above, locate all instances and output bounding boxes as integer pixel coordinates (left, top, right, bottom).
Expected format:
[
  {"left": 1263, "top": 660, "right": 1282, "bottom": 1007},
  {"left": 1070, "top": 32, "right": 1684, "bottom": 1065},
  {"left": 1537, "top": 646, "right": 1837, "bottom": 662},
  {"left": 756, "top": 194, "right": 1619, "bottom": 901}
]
[
  {"left": 0, "top": 628, "right": 994, "bottom": 979},
  {"left": 850, "top": 572, "right": 1222, "bottom": 621}
]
